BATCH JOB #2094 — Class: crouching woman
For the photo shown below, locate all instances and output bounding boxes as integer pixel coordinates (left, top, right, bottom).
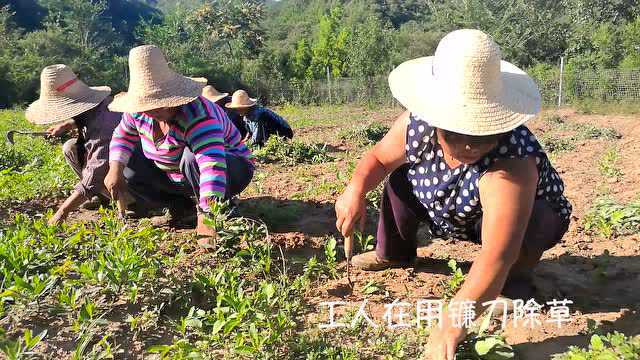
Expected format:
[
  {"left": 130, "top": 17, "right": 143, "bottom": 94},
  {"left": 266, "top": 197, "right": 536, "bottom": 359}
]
[
  {"left": 334, "top": 30, "right": 571, "bottom": 359},
  {"left": 104, "top": 45, "right": 254, "bottom": 244}
]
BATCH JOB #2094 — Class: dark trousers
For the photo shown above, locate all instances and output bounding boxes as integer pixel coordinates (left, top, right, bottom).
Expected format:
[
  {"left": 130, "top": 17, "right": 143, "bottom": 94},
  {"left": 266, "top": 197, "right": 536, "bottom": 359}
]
[
  {"left": 376, "top": 165, "right": 569, "bottom": 278},
  {"left": 123, "top": 147, "right": 254, "bottom": 212}
]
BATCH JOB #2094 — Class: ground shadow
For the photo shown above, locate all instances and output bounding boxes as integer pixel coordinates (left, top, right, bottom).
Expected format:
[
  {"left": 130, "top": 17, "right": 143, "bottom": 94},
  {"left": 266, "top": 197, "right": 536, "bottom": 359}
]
[
  {"left": 534, "top": 254, "right": 640, "bottom": 314},
  {"left": 239, "top": 196, "right": 337, "bottom": 237}
]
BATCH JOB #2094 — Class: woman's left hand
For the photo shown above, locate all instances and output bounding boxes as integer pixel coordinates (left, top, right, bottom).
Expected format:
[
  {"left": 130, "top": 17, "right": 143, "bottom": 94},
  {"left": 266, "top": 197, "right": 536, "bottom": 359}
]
[
  {"left": 48, "top": 208, "right": 68, "bottom": 226},
  {"left": 425, "top": 317, "right": 468, "bottom": 360}
]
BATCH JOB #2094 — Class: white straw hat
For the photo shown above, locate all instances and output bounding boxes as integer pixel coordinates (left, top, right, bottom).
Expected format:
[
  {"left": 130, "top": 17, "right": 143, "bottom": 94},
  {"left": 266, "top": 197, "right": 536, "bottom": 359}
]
[
  {"left": 225, "top": 90, "right": 257, "bottom": 109},
  {"left": 202, "top": 85, "right": 229, "bottom": 103},
  {"left": 389, "top": 29, "right": 541, "bottom": 136},
  {"left": 25, "top": 64, "right": 111, "bottom": 125},
  {"left": 108, "top": 45, "right": 207, "bottom": 113}
]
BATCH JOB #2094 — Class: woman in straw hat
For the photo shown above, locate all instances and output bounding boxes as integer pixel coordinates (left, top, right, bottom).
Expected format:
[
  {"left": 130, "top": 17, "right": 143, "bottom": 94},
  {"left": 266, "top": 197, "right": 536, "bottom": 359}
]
[
  {"left": 226, "top": 90, "right": 293, "bottom": 146},
  {"left": 106, "top": 45, "right": 254, "bottom": 243},
  {"left": 25, "top": 64, "right": 121, "bottom": 225},
  {"left": 334, "top": 29, "right": 571, "bottom": 358},
  {"left": 202, "top": 85, "right": 247, "bottom": 139}
]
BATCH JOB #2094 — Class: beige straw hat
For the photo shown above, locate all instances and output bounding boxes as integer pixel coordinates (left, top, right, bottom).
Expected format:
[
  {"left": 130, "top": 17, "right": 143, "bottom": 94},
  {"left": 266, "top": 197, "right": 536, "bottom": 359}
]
[
  {"left": 25, "top": 64, "right": 111, "bottom": 125},
  {"left": 202, "top": 85, "right": 228, "bottom": 103},
  {"left": 389, "top": 29, "right": 541, "bottom": 136},
  {"left": 225, "top": 90, "right": 257, "bottom": 109},
  {"left": 108, "top": 45, "right": 207, "bottom": 113}
]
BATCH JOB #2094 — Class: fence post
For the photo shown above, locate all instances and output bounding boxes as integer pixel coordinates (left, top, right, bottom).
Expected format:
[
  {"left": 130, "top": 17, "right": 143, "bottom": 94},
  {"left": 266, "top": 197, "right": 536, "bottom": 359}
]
[
  {"left": 326, "top": 66, "right": 332, "bottom": 105},
  {"left": 558, "top": 56, "right": 565, "bottom": 107}
]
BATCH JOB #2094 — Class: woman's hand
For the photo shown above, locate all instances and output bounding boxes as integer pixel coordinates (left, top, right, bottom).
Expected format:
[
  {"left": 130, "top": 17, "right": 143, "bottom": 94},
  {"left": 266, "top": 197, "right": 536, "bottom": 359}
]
[
  {"left": 335, "top": 184, "right": 367, "bottom": 237},
  {"left": 104, "top": 161, "right": 126, "bottom": 199},
  {"left": 48, "top": 208, "right": 68, "bottom": 226},
  {"left": 425, "top": 314, "right": 468, "bottom": 360},
  {"left": 46, "top": 120, "right": 74, "bottom": 137},
  {"left": 196, "top": 214, "right": 217, "bottom": 249}
]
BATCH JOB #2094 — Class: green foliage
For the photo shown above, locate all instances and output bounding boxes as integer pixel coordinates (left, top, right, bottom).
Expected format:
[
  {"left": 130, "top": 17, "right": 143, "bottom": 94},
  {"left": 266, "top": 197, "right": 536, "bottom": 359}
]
[
  {"left": 361, "top": 280, "right": 386, "bottom": 296},
  {"left": 456, "top": 334, "right": 515, "bottom": 360},
  {"left": 323, "top": 236, "right": 338, "bottom": 279},
  {"left": 443, "top": 259, "right": 466, "bottom": 300},
  {"left": 554, "top": 332, "right": 640, "bottom": 360},
  {"left": 310, "top": 6, "right": 350, "bottom": 78},
  {"left": 339, "top": 122, "right": 390, "bottom": 146},
  {"left": 583, "top": 197, "right": 640, "bottom": 238},
  {"left": 598, "top": 147, "right": 623, "bottom": 179},
  {"left": 0, "top": 328, "right": 47, "bottom": 360},
  {"left": 254, "top": 135, "right": 333, "bottom": 166}
]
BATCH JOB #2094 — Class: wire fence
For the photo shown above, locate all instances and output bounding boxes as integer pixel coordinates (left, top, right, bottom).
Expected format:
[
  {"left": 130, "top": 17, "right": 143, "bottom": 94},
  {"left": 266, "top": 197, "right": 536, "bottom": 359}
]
[{"left": 251, "top": 66, "right": 640, "bottom": 108}]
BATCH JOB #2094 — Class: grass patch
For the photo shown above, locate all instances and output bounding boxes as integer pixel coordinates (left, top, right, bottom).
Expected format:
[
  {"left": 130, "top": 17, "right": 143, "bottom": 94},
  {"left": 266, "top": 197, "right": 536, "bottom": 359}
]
[
  {"left": 583, "top": 197, "right": 640, "bottom": 238},
  {"left": 339, "top": 122, "right": 389, "bottom": 146},
  {"left": 254, "top": 135, "right": 333, "bottom": 166},
  {"left": 553, "top": 332, "right": 640, "bottom": 359},
  {"left": 0, "top": 110, "right": 75, "bottom": 205},
  {"left": 598, "top": 147, "right": 623, "bottom": 180},
  {"left": 539, "top": 114, "right": 621, "bottom": 158},
  {"left": 574, "top": 100, "right": 640, "bottom": 115}
]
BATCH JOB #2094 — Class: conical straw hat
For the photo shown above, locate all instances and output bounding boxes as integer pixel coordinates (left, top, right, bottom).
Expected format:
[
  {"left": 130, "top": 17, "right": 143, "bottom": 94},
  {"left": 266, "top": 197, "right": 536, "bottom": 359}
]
[
  {"left": 108, "top": 45, "right": 207, "bottom": 113},
  {"left": 202, "top": 85, "right": 228, "bottom": 103},
  {"left": 225, "top": 90, "right": 257, "bottom": 109},
  {"left": 25, "top": 64, "right": 111, "bottom": 125},
  {"left": 389, "top": 29, "right": 541, "bottom": 136}
]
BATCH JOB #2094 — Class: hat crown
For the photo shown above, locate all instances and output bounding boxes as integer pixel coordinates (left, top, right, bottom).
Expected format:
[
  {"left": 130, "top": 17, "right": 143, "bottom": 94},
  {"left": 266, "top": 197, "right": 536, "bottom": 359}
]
[
  {"left": 432, "top": 29, "right": 502, "bottom": 99},
  {"left": 128, "top": 45, "right": 175, "bottom": 93},
  {"left": 232, "top": 90, "right": 251, "bottom": 104},
  {"left": 40, "top": 64, "right": 90, "bottom": 98}
]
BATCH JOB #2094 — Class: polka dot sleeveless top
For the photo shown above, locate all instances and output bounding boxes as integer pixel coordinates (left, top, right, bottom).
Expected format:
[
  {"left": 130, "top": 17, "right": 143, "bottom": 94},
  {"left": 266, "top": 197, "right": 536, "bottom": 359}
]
[{"left": 405, "top": 113, "right": 572, "bottom": 240}]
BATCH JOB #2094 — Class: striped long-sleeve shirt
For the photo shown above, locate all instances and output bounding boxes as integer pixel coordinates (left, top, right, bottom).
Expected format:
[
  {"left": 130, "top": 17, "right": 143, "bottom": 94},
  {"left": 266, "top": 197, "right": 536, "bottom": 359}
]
[{"left": 109, "top": 96, "right": 254, "bottom": 212}]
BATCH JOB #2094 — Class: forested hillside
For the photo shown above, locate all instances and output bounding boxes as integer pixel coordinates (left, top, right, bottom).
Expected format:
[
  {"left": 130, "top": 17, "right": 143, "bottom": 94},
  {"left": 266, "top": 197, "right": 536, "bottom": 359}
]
[{"left": 1, "top": 0, "right": 640, "bottom": 107}]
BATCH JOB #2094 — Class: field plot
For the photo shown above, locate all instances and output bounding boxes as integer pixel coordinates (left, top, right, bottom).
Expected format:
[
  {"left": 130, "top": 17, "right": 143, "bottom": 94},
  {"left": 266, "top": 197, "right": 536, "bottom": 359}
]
[{"left": 0, "top": 105, "right": 639, "bottom": 359}]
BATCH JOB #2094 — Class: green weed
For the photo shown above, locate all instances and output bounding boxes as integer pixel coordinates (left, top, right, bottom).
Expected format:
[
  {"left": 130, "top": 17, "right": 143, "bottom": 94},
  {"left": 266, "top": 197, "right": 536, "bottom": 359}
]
[
  {"left": 442, "top": 259, "right": 466, "bottom": 300},
  {"left": 254, "top": 135, "right": 333, "bottom": 166},
  {"left": 583, "top": 197, "right": 640, "bottom": 238},
  {"left": 598, "top": 147, "right": 623, "bottom": 179},
  {"left": 553, "top": 332, "right": 640, "bottom": 359},
  {"left": 339, "top": 122, "right": 390, "bottom": 146},
  {"left": 0, "top": 328, "right": 47, "bottom": 360},
  {"left": 361, "top": 280, "right": 386, "bottom": 295},
  {"left": 538, "top": 134, "right": 576, "bottom": 155}
]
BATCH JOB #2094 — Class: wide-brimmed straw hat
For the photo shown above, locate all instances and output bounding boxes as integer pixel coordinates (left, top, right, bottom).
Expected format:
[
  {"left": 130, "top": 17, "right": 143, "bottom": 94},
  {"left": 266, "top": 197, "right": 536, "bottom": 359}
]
[
  {"left": 389, "top": 29, "right": 541, "bottom": 136},
  {"left": 202, "top": 85, "right": 228, "bottom": 103},
  {"left": 25, "top": 64, "right": 111, "bottom": 125},
  {"left": 225, "top": 90, "right": 257, "bottom": 109},
  {"left": 109, "top": 45, "right": 207, "bottom": 113}
]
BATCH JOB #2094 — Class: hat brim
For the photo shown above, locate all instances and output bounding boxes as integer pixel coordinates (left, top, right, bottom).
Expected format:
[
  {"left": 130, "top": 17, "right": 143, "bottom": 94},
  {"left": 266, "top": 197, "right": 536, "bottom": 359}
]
[
  {"left": 25, "top": 86, "right": 111, "bottom": 125},
  {"left": 108, "top": 77, "right": 207, "bottom": 113},
  {"left": 389, "top": 57, "right": 541, "bottom": 136},
  {"left": 225, "top": 98, "right": 257, "bottom": 109},
  {"left": 204, "top": 93, "right": 229, "bottom": 103}
]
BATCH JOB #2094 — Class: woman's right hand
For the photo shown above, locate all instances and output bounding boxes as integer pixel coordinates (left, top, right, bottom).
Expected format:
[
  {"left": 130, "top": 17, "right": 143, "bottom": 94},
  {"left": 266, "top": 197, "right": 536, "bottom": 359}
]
[
  {"left": 104, "top": 162, "right": 126, "bottom": 198},
  {"left": 46, "top": 120, "right": 74, "bottom": 137},
  {"left": 335, "top": 184, "right": 367, "bottom": 237}
]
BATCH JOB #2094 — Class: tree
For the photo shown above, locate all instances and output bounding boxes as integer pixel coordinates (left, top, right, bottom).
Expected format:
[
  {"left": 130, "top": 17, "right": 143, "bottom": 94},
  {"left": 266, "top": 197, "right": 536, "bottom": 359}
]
[
  {"left": 347, "top": 16, "right": 393, "bottom": 78},
  {"left": 310, "top": 6, "right": 350, "bottom": 78},
  {"left": 188, "top": 0, "right": 265, "bottom": 60}
]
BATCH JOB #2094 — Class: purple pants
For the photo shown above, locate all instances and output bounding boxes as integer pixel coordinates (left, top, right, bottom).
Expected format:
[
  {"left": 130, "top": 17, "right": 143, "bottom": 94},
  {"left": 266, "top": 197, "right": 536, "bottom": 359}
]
[{"left": 376, "top": 165, "right": 569, "bottom": 277}]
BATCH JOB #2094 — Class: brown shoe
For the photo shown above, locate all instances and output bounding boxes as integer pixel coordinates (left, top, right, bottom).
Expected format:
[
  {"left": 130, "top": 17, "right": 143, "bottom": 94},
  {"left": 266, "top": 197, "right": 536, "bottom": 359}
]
[{"left": 351, "top": 251, "right": 414, "bottom": 271}]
